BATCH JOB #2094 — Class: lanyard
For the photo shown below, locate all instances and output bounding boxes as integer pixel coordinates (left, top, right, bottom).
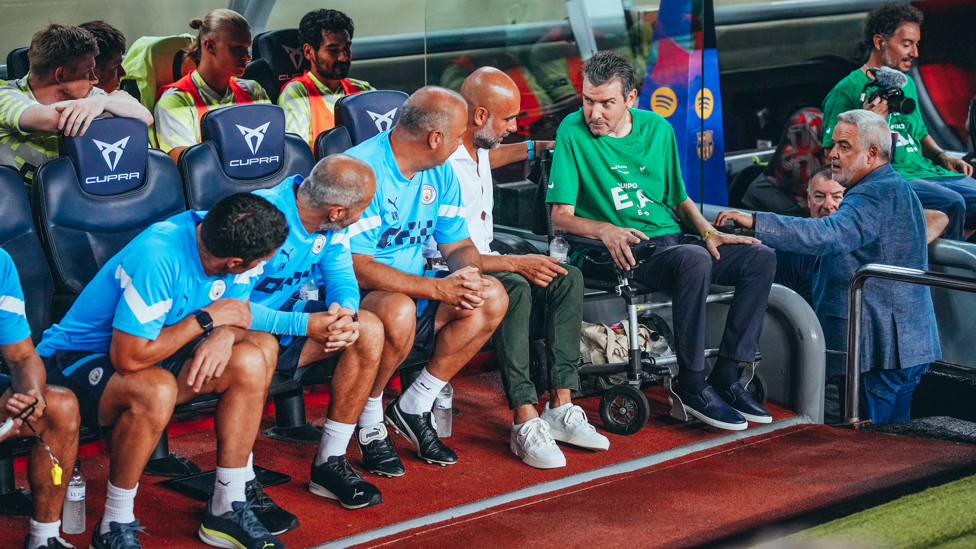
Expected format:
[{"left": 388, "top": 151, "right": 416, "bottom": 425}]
[{"left": 3, "top": 398, "right": 62, "bottom": 485}]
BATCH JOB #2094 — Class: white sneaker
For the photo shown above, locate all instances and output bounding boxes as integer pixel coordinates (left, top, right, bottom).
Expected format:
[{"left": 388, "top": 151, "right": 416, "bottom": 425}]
[
  {"left": 541, "top": 403, "right": 610, "bottom": 451},
  {"left": 510, "top": 418, "right": 566, "bottom": 469}
]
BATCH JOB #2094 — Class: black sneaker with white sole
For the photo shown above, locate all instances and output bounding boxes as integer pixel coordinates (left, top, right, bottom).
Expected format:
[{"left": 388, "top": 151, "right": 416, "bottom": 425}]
[
  {"left": 358, "top": 423, "right": 406, "bottom": 477},
  {"left": 308, "top": 455, "right": 383, "bottom": 509},
  {"left": 245, "top": 479, "right": 299, "bottom": 535},
  {"left": 23, "top": 535, "right": 75, "bottom": 548},
  {"left": 385, "top": 397, "right": 458, "bottom": 466},
  {"left": 90, "top": 520, "right": 145, "bottom": 549},
  {"left": 198, "top": 500, "right": 284, "bottom": 549}
]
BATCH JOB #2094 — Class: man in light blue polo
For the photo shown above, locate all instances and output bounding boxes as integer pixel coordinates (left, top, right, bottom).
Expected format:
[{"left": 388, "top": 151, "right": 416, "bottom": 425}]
[{"left": 715, "top": 110, "right": 941, "bottom": 424}]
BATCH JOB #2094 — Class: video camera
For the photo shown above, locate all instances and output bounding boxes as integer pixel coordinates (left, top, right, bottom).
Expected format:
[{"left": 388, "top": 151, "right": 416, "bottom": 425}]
[{"left": 861, "top": 66, "right": 917, "bottom": 115}]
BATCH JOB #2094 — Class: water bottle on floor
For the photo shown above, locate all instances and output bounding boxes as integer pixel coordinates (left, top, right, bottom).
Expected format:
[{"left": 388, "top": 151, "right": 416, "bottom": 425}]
[
  {"left": 550, "top": 231, "right": 569, "bottom": 263},
  {"left": 433, "top": 383, "right": 454, "bottom": 438},
  {"left": 62, "top": 460, "right": 86, "bottom": 534}
]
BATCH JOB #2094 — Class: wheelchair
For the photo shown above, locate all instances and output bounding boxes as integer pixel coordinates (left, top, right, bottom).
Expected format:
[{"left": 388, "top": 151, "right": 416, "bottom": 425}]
[{"left": 529, "top": 150, "right": 767, "bottom": 435}]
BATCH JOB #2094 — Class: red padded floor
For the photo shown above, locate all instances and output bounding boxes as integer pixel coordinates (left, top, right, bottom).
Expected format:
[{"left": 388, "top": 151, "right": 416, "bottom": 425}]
[
  {"left": 357, "top": 425, "right": 976, "bottom": 549},
  {"left": 0, "top": 367, "right": 797, "bottom": 549}
]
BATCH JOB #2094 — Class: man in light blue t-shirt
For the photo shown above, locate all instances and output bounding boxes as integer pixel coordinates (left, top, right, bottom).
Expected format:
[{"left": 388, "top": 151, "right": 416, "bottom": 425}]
[
  {"left": 346, "top": 86, "right": 507, "bottom": 473},
  {"left": 248, "top": 155, "right": 389, "bottom": 510},
  {"left": 0, "top": 249, "right": 82, "bottom": 549},
  {"left": 37, "top": 194, "right": 291, "bottom": 549}
]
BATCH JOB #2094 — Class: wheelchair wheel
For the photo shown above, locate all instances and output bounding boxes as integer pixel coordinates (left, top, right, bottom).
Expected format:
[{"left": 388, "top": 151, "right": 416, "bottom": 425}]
[
  {"left": 738, "top": 367, "right": 768, "bottom": 405},
  {"left": 599, "top": 385, "right": 650, "bottom": 436}
]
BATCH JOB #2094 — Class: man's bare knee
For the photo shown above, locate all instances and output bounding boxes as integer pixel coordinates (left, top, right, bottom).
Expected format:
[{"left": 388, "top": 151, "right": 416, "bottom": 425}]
[
  {"left": 226, "top": 341, "right": 274, "bottom": 391},
  {"left": 39, "top": 386, "right": 80, "bottom": 434},
  {"left": 357, "top": 310, "right": 385, "bottom": 349},
  {"left": 482, "top": 275, "right": 509, "bottom": 322},
  {"left": 109, "top": 369, "right": 178, "bottom": 429}
]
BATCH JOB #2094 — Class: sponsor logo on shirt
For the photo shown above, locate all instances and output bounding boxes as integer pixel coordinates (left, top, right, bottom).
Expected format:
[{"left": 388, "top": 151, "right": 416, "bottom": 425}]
[
  {"left": 313, "top": 234, "right": 327, "bottom": 254},
  {"left": 209, "top": 280, "right": 226, "bottom": 301},
  {"left": 379, "top": 220, "right": 433, "bottom": 248},
  {"left": 421, "top": 184, "right": 437, "bottom": 205},
  {"left": 253, "top": 268, "right": 313, "bottom": 294}
]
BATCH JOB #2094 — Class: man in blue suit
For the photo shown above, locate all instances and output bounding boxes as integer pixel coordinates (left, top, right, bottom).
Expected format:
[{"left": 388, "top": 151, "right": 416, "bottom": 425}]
[{"left": 714, "top": 109, "right": 941, "bottom": 424}]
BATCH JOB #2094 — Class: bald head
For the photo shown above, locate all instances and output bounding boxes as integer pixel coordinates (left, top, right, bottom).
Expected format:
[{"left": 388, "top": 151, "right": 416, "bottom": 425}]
[
  {"left": 298, "top": 154, "right": 375, "bottom": 231},
  {"left": 460, "top": 67, "right": 521, "bottom": 150},
  {"left": 396, "top": 86, "right": 468, "bottom": 139}
]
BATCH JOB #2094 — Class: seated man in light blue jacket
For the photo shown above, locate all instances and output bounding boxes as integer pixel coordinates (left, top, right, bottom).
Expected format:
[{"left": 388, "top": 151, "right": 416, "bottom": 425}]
[{"left": 714, "top": 109, "right": 941, "bottom": 424}]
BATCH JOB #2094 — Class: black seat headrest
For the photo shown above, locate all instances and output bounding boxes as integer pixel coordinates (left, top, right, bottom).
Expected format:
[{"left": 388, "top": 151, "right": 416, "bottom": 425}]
[
  {"left": 58, "top": 117, "right": 150, "bottom": 196},
  {"left": 5, "top": 47, "right": 29, "bottom": 80},
  {"left": 241, "top": 59, "right": 279, "bottom": 103},
  {"left": 313, "top": 127, "right": 353, "bottom": 161},
  {"left": 252, "top": 29, "right": 310, "bottom": 87},
  {"left": 200, "top": 104, "right": 286, "bottom": 180},
  {"left": 335, "top": 90, "right": 409, "bottom": 145}
]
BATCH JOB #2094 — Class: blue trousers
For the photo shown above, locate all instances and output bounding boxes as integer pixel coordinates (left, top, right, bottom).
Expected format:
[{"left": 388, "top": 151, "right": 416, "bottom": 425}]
[
  {"left": 861, "top": 363, "right": 929, "bottom": 424},
  {"left": 773, "top": 250, "right": 817, "bottom": 305},
  {"left": 907, "top": 175, "right": 976, "bottom": 241}
]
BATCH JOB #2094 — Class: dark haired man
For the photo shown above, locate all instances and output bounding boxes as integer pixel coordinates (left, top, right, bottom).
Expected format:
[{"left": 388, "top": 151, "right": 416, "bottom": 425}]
[
  {"left": 279, "top": 9, "right": 373, "bottom": 148},
  {"left": 0, "top": 23, "right": 152, "bottom": 188},
  {"left": 248, "top": 154, "right": 392, "bottom": 510},
  {"left": 346, "top": 86, "right": 507, "bottom": 472},
  {"left": 822, "top": 1, "right": 976, "bottom": 241},
  {"left": 80, "top": 21, "right": 127, "bottom": 93},
  {"left": 0, "top": 247, "right": 81, "bottom": 549},
  {"left": 547, "top": 50, "right": 776, "bottom": 432},
  {"left": 37, "top": 194, "right": 290, "bottom": 549}
]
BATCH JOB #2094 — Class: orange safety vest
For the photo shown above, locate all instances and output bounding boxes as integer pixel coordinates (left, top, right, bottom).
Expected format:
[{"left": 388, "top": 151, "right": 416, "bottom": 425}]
[
  {"left": 284, "top": 72, "right": 363, "bottom": 143},
  {"left": 156, "top": 72, "right": 253, "bottom": 141}
]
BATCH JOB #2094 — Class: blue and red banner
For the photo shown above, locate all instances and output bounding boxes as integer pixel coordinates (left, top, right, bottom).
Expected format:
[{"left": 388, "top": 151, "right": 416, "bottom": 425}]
[{"left": 638, "top": 0, "right": 727, "bottom": 206}]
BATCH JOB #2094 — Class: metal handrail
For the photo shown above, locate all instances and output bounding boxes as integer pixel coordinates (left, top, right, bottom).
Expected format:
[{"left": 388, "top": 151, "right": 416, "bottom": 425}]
[{"left": 845, "top": 264, "right": 976, "bottom": 423}]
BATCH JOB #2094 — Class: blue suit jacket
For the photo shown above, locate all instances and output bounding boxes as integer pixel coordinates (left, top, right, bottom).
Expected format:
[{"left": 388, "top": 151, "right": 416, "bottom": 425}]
[{"left": 755, "top": 163, "right": 941, "bottom": 374}]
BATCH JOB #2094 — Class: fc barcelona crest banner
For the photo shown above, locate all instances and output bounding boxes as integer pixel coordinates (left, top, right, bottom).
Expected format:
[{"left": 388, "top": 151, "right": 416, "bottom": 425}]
[{"left": 638, "top": 0, "right": 727, "bottom": 206}]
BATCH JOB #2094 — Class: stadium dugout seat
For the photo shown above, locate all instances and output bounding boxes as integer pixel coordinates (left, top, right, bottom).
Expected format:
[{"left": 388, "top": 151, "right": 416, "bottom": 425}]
[
  {"left": 0, "top": 167, "right": 59, "bottom": 516},
  {"left": 313, "top": 89, "right": 408, "bottom": 160},
  {"left": 5, "top": 47, "right": 28, "bottom": 80},
  {"left": 243, "top": 29, "right": 310, "bottom": 104},
  {"left": 178, "top": 103, "right": 315, "bottom": 211}
]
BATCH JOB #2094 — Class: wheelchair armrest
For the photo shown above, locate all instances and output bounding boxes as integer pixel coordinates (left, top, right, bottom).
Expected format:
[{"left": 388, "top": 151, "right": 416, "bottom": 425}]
[
  {"left": 563, "top": 234, "right": 607, "bottom": 250},
  {"left": 563, "top": 234, "right": 656, "bottom": 268},
  {"left": 715, "top": 221, "right": 755, "bottom": 237}
]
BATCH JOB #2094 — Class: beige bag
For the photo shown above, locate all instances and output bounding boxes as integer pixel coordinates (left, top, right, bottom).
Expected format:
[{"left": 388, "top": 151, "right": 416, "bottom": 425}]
[{"left": 580, "top": 320, "right": 671, "bottom": 365}]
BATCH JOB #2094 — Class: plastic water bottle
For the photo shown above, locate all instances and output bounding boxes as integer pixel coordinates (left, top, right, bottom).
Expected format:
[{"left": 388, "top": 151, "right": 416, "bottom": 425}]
[
  {"left": 62, "top": 460, "right": 86, "bottom": 534},
  {"left": 299, "top": 279, "right": 320, "bottom": 301},
  {"left": 550, "top": 230, "right": 569, "bottom": 263},
  {"left": 433, "top": 383, "right": 453, "bottom": 438}
]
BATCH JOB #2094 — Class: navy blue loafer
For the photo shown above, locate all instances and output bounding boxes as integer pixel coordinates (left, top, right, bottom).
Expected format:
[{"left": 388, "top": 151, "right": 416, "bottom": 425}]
[
  {"left": 672, "top": 384, "right": 747, "bottom": 431},
  {"left": 717, "top": 382, "right": 772, "bottom": 423}
]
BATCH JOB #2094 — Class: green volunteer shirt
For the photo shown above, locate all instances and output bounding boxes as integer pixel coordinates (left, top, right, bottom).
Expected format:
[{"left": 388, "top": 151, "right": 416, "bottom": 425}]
[
  {"left": 546, "top": 108, "right": 688, "bottom": 240},
  {"left": 822, "top": 69, "right": 954, "bottom": 181}
]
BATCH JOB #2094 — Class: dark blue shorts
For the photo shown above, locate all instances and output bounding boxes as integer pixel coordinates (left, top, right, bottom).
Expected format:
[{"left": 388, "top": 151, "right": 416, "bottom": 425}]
[
  {"left": 275, "top": 294, "right": 337, "bottom": 379},
  {"left": 42, "top": 336, "right": 204, "bottom": 433}
]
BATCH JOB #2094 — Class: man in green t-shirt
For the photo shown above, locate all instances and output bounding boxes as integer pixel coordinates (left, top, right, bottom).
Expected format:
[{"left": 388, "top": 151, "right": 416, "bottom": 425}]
[
  {"left": 546, "top": 51, "right": 777, "bottom": 432},
  {"left": 822, "top": 2, "right": 976, "bottom": 241}
]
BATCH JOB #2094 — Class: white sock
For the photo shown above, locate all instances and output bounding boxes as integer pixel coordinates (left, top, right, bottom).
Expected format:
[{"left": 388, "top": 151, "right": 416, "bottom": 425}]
[
  {"left": 212, "top": 466, "right": 248, "bottom": 516},
  {"left": 245, "top": 453, "right": 255, "bottom": 483},
  {"left": 358, "top": 395, "right": 384, "bottom": 428},
  {"left": 399, "top": 368, "right": 447, "bottom": 416},
  {"left": 315, "top": 419, "right": 356, "bottom": 465},
  {"left": 100, "top": 482, "right": 137, "bottom": 534},
  {"left": 29, "top": 518, "right": 60, "bottom": 549}
]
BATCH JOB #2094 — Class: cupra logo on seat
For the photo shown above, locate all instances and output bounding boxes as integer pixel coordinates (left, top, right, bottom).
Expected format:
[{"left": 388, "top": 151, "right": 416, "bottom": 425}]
[
  {"left": 282, "top": 45, "right": 303, "bottom": 70},
  {"left": 367, "top": 108, "right": 397, "bottom": 132},
  {"left": 93, "top": 136, "right": 130, "bottom": 170},
  {"left": 236, "top": 122, "right": 270, "bottom": 154}
]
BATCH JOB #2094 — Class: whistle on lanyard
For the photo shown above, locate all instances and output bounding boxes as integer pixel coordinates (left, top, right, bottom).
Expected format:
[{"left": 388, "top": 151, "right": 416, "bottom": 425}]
[{"left": 3, "top": 398, "right": 62, "bottom": 485}]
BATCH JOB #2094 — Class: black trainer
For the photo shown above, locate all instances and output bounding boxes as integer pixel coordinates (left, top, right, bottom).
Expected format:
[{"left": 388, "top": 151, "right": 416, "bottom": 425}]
[
  {"left": 23, "top": 535, "right": 75, "bottom": 549},
  {"left": 90, "top": 520, "right": 145, "bottom": 549},
  {"left": 385, "top": 397, "right": 458, "bottom": 466},
  {"left": 246, "top": 479, "right": 300, "bottom": 535},
  {"left": 308, "top": 455, "right": 383, "bottom": 509},
  {"left": 716, "top": 381, "right": 772, "bottom": 423},
  {"left": 358, "top": 423, "right": 406, "bottom": 477},
  {"left": 198, "top": 500, "right": 284, "bottom": 549}
]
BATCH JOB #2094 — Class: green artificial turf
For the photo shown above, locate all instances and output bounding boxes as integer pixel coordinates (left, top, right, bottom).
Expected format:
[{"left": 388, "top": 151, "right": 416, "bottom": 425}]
[{"left": 763, "top": 473, "right": 976, "bottom": 549}]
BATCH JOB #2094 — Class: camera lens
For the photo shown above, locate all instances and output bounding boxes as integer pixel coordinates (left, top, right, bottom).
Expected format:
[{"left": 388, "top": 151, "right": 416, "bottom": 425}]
[{"left": 887, "top": 94, "right": 916, "bottom": 115}]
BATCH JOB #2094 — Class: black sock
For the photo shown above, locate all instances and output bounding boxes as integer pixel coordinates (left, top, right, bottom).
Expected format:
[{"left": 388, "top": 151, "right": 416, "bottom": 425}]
[
  {"left": 678, "top": 369, "right": 707, "bottom": 394},
  {"left": 707, "top": 357, "right": 740, "bottom": 389}
]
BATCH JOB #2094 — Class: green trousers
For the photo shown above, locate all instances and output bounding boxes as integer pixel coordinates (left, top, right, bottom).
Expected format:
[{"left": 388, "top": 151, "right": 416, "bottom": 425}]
[{"left": 488, "top": 266, "right": 584, "bottom": 410}]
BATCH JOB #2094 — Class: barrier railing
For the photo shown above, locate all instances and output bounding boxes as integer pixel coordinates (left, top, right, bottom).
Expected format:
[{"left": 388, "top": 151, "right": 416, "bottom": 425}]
[{"left": 845, "top": 264, "right": 976, "bottom": 423}]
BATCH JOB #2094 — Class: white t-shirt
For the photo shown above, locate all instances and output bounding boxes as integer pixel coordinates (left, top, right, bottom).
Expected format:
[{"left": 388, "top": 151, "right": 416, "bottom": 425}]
[{"left": 424, "top": 145, "right": 496, "bottom": 258}]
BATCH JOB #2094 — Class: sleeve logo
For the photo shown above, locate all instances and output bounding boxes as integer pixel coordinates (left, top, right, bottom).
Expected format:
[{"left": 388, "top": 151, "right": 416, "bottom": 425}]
[
  {"left": 209, "top": 280, "right": 226, "bottom": 300},
  {"left": 421, "top": 183, "right": 437, "bottom": 205}
]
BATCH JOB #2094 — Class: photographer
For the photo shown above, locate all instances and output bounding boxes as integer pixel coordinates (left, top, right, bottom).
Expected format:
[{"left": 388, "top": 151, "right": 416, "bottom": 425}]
[{"left": 822, "top": 2, "right": 975, "bottom": 241}]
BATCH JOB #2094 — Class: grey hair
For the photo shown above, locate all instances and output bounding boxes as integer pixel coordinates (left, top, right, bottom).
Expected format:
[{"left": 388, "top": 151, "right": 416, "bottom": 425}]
[
  {"left": 836, "top": 109, "right": 892, "bottom": 161},
  {"left": 298, "top": 155, "right": 366, "bottom": 210},
  {"left": 397, "top": 86, "right": 467, "bottom": 138}
]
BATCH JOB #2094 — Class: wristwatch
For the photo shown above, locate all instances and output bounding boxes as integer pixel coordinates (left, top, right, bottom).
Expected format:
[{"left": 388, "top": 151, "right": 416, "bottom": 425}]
[
  {"left": 525, "top": 140, "right": 535, "bottom": 160},
  {"left": 194, "top": 311, "right": 214, "bottom": 335}
]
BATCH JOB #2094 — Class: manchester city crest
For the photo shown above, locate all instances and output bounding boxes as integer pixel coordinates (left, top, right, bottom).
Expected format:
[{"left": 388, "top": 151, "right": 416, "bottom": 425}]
[
  {"left": 421, "top": 184, "right": 437, "bottom": 205},
  {"left": 313, "top": 234, "right": 327, "bottom": 254},
  {"left": 209, "top": 280, "right": 226, "bottom": 300}
]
